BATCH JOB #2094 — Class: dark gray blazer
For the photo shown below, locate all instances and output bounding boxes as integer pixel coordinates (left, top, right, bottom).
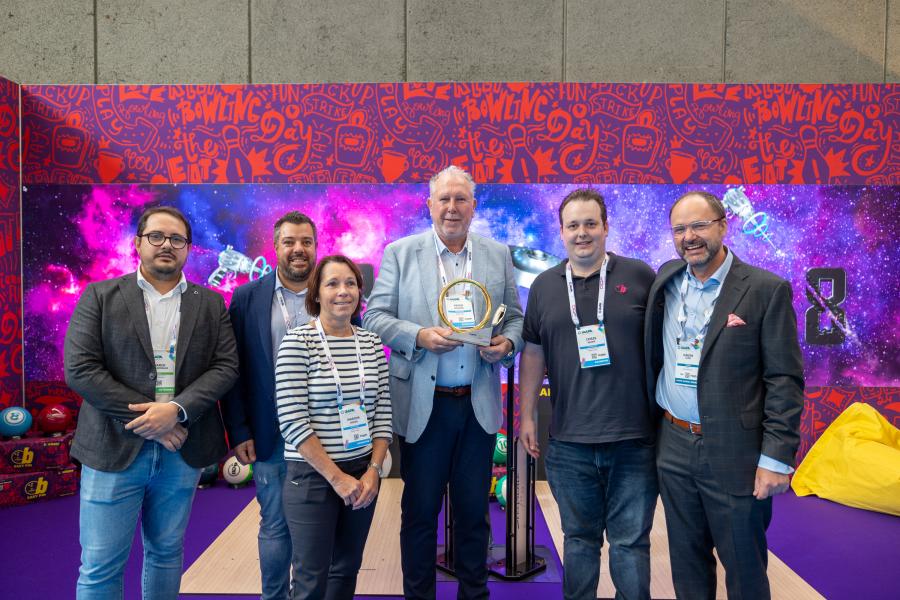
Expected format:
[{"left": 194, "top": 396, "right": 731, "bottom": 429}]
[
  {"left": 65, "top": 272, "right": 239, "bottom": 471},
  {"left": 645, "top": 251, "right": 805, "bottom": 495}
]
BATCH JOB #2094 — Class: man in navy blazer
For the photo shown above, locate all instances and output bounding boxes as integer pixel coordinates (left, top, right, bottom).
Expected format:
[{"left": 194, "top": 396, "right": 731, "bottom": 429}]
[{"left": 222, "top": 211, "right": 318, "bottom": 600}]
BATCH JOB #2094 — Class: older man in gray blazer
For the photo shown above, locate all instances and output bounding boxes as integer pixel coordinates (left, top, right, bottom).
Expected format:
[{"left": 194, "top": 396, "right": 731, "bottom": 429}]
[
  {"left": 365, "top": 165, "right": 523, "bottom": 600},
  {"left": 65, "top": 206, "right": 238, "bottom": 600}
]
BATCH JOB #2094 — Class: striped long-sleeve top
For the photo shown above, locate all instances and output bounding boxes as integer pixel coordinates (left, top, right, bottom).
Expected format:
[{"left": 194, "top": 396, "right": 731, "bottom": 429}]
[{"left": 275, "top": 322, "right": 392, "bottom": 462}]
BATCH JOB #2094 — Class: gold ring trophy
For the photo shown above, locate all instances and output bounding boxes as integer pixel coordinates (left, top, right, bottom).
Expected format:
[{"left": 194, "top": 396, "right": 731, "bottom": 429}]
[{"left": 438, "top": 278, "right": 507, "bottom": 346}]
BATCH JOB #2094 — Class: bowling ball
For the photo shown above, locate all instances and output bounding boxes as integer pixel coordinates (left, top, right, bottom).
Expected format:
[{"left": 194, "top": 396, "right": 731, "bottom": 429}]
[
  {"left": 493, "top": 432, "right": 507, "bottom": 465},
  {"left": 223, "top": 455, "right": 253, "bottom": 486},
  {"left": 198, "top": 463, "right": 219, "bottom": 488},
  {"left": 495, "top": 475, "right": 508, "bottom": 508},
  {"left": 37, "top": 404, "right": 74, "bottom": 435},
  {"left": 0, "top": 407, "right": 32, "bottom": 438}
]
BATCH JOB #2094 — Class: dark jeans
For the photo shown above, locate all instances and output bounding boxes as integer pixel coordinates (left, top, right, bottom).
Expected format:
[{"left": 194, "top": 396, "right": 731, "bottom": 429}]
[
  {"left": 283, "top": 455, "right": 377, "bottom": 600},
  {"left": 545, "top": 438, "right": 658, "bottom": 600},
  {"left": 657, "top": 418, "right": 772, "bottom": 600},
  {"left": 399, "top": 393, "right": 495, "bottom": 600}
]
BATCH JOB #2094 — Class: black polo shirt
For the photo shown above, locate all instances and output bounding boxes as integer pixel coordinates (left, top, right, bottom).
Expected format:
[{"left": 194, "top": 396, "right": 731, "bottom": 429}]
[{"left": 523, "top": 253, "right": 655, "bottom": 443}]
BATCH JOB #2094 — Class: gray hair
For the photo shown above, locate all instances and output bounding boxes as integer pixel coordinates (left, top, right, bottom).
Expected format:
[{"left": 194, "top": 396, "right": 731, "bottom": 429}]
[{"left": 428, "top": 165, "right": 476, "bottom": 198}]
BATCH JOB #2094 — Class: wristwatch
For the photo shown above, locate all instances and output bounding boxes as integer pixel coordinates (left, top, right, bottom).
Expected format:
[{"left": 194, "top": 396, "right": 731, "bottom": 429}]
[{"left": 368, "top": 462, "right": 384, "bottom": 477}]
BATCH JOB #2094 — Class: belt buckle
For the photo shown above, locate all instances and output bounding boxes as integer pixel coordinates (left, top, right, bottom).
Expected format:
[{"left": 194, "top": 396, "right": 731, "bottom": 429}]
[{"left": 689, "top": 422, "right": 701, "bottom": 435}]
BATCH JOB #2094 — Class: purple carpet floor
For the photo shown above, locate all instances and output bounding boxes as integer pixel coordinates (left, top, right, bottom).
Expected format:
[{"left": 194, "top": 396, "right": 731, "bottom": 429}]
[{"left": 1, "top": 482, "right": 897, "bottom": 599}]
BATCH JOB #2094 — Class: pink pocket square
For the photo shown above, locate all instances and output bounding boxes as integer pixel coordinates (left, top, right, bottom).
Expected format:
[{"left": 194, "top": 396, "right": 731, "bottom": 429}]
[{"left": 726, "top": 313, "right": 746, "bottom": 327}]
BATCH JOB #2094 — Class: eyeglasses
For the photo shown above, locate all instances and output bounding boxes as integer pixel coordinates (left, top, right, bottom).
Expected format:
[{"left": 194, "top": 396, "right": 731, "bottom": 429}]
[
  {"left": 139, "top": 231, "right": 190, "bottom": 249},
  {"left": 671, "top": 218, "right": 725, "bottom": 237}
]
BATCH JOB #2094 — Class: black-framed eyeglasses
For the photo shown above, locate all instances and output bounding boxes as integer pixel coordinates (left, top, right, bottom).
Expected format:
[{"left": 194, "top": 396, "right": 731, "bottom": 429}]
[
  {"left": 139, "top": 231, "right": 190, "bottom": 249},
  {"left": 671, "top": 217, "right": 725, "bottom": 237}
]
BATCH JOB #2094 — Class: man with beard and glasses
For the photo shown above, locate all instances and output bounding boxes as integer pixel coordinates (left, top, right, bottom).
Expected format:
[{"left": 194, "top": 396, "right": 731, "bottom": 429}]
[
  {"left": 645, "top": 191, "right": 803, "bottom": 599},
  {"left": 222, "top": 211, "right": 317, "bottom": 600},
  {"left": 65, "top": 206, "right": 238, "bottom": 599}
]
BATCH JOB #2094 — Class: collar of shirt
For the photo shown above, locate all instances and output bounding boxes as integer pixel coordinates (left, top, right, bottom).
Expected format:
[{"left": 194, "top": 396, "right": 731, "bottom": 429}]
[
  {"left": 684, "top": 247, "right": 733, "bottom": 290},
  {"left": 433, "top": 230, "right": 469, "bottom": 258},
  {"left": 136, "top": 269, "right": 188, "bottom": 299},
  {"left": 274, "top": 268, "right": 309, "bottom": 298}
]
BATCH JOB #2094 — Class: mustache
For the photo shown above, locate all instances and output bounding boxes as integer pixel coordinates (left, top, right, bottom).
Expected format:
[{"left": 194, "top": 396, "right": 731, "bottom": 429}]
[
  {"left": 287, "top": 252, "right": 309, "bottom": 261},
  {"left": 681, "top": 240, "right": 707, "bottom": 251},
  {"left": 155, "top": 251, "right": 176, "bottom": 259}
]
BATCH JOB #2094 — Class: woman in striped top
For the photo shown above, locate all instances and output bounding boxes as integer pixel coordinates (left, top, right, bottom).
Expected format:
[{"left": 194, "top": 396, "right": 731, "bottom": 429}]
[{"left": 275, "top": 255, "right": 392, "bottom": 600}]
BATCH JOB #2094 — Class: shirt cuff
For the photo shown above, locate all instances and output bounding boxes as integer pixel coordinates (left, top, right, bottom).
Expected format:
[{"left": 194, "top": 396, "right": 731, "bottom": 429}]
[
  {"left": 757, "top": 454, "right": 794, "bottom": 475},
  {"left": 169, "top": 401, "right": 188, "bottom": 423}
]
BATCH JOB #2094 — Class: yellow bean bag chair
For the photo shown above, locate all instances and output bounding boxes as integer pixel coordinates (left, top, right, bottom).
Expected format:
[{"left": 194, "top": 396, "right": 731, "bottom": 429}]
[{"left": 792, "top": 402, "right": 900, "bottom": 516}]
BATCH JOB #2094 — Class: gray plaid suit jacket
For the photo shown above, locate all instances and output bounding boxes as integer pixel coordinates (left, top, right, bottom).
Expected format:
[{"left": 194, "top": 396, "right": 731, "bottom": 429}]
[
  {"left": 644, "top": 251, "right": 804, "bottom": 495},
  {"left": 65, "top": 272, "right": 239, "bottom": 471}
]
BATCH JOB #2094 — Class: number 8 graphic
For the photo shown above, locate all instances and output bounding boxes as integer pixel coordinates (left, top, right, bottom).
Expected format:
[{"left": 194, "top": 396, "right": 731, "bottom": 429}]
[{"left": 804, "top": 268, "right": 846, "bottom": 345}]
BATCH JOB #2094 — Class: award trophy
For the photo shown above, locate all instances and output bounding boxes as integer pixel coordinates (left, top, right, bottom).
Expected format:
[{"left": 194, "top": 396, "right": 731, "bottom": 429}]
[{"left": 437, "top": 278, "right": 507, "bottom": 346}]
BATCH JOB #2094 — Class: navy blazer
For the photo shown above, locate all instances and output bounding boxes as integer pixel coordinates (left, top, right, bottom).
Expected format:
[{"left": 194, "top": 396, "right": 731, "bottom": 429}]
[{"left": 221, "top": 270, "right": 281, "bottom": 462}]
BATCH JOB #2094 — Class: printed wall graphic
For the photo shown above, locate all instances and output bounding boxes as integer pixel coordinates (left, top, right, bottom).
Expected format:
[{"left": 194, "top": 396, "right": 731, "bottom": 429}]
[
  {"left": 0, "top": 76, "right": 22, "bottom": 409},
  {"left": 4, "top": 82, "right": 898, "bottom": 450},
  {"left": 22, "top": 183, "right": 899, "bottom": 388},
  {"left": 20, "top": 83, "right": 900, "bottom": 186}
]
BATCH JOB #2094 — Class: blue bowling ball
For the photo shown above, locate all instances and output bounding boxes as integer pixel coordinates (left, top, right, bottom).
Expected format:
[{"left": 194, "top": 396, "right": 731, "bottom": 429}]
[{"left": 0, "top": 407, "right": 33, "bottom": 437}]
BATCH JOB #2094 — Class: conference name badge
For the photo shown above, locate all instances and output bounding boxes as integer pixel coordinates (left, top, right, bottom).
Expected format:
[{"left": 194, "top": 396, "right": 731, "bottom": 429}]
[
  {"left": 674, "top": 345, "right": 701, "bottom": 387},
  {"left": 444, "top": 295, "right": 477, "bottom": 329},
  {"left": 339, "top": 403, "right": 372, "bottom": 450},
  {"left": 576, "top": 324, "right": 610, "bottom": 368},
  {"left": 153, "top": 352, "right": 176, "bottom": 398}
]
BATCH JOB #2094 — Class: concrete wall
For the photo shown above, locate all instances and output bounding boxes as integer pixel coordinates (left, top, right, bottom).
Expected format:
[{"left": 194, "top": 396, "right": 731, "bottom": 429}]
[{"left": 0, "top": 0, "right": 897, "bottom": 84}]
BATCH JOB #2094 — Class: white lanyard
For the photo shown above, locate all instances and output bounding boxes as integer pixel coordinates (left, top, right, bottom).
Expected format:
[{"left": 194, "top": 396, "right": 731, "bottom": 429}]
[
  {"left": 565, "top": 254, "right": 609, "bottom": 328},
  {"left": 143, "top": 294, "right": 181, "bottom": 361},
  {"left": 313, "top": 319, "right": 366, "bottom": 408},
  {"left": 676, "top": 271, "right": 722, "bottom": 346},
  {"left": 275, "top": 287, "right": 304, "bottom": 330},
  {"left": 433, "top": 229, "right": 473, "bottom": 295}
]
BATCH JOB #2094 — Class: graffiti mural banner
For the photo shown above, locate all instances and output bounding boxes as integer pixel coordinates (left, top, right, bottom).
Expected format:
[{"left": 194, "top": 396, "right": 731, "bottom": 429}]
[{"left": 20, "top": 83, "right": 900, "bottom": 186}]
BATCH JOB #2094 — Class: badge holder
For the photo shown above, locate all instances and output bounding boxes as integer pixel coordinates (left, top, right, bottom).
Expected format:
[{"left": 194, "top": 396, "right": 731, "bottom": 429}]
[{"left": 437, "top": 278, "right": 507, "bottom": 347}]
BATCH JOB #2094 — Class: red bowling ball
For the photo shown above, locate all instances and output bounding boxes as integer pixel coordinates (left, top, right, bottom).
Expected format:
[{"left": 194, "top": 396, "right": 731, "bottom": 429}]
[{"left": 37, "top": 404, "right": 74, "bottom": 435}]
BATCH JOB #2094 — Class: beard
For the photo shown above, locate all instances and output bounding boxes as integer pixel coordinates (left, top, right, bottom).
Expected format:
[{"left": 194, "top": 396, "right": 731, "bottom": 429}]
[
  {"left": 279, "top": 252, "right": 313, "bottom": 283},
  {"left": 679, "top": 238, "right": 722, "bottom": 269},
  {"left": 144, "top": 252, "right": 181, "bottom": 280}
]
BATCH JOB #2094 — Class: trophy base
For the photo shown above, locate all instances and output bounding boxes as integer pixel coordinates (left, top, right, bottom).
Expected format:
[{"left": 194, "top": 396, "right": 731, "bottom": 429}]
[{"left": 447, "top": 327, "right": 493, "bottom": 347}]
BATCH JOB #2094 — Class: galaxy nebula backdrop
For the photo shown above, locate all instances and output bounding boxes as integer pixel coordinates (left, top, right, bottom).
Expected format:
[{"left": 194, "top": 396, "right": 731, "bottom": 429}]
[{"left": 22, "top": 183, "right": 899, "bottom": 387}]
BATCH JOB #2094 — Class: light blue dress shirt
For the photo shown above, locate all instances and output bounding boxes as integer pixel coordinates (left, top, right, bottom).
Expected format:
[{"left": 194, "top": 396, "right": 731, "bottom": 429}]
[
  {"left": 272, "top": 270, "right": 311, "bottom": 360},
  {"left": 433, "top": 233, "right": 477, "bottom": 387},
  {"left": 655, "top": 250, "right": 792, "bottom": 474}
]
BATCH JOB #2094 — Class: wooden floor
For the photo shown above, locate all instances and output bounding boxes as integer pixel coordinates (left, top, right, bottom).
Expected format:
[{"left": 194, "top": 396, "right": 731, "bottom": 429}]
[
  {"left": 535, "top": 481, "right": 823, "bottom": 599},
  {"left": 182, "top": 479, "right": 823, "bottom": 598},
  {"left": 181, "top": 479, "right": 406, "bottom": 595}
]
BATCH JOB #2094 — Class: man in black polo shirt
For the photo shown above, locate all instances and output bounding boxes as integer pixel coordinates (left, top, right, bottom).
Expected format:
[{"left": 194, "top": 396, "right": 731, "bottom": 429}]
[{"left": 520, "top": 189, "right": 657, "bottom": 600}]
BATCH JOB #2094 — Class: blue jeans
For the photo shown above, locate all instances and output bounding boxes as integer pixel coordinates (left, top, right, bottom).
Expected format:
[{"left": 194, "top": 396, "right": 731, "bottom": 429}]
[
  {"left": 545, "top": 438, "right": 658, "bottom": 600},
  {"left": 254, "top": 438, "right": 292, "bottom": 600},
  {"left": 77, "top": 441, "right": 201, "bottom": 600}
]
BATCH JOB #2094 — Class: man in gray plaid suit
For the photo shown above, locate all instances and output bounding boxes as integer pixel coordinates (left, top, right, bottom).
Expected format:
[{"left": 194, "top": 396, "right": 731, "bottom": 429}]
[
  {"left": 65, "top": 206, "right": 238, "bottom": 600},
  {"left": 645, "top": 191, "right": 804, "bottom": 599}
]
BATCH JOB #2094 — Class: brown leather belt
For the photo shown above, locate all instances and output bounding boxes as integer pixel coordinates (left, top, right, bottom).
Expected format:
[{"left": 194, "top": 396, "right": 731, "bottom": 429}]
[
  {"left": 434, "top": 385, "right": 471, "bottom": 397},
  {"left": 663, "top": 410, "right": 702, "bottom": 435}
]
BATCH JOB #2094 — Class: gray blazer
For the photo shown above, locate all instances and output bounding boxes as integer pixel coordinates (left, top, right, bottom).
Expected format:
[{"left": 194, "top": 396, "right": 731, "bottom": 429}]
[
  {"left": 644, "top": 251, "right": 805, "bottom": 495},
  {"left": 65, "top": 272, "right": 239, "bottom": 471},
  {"left": 364, "top": 231, "right": 524, "bottom": 443}
]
